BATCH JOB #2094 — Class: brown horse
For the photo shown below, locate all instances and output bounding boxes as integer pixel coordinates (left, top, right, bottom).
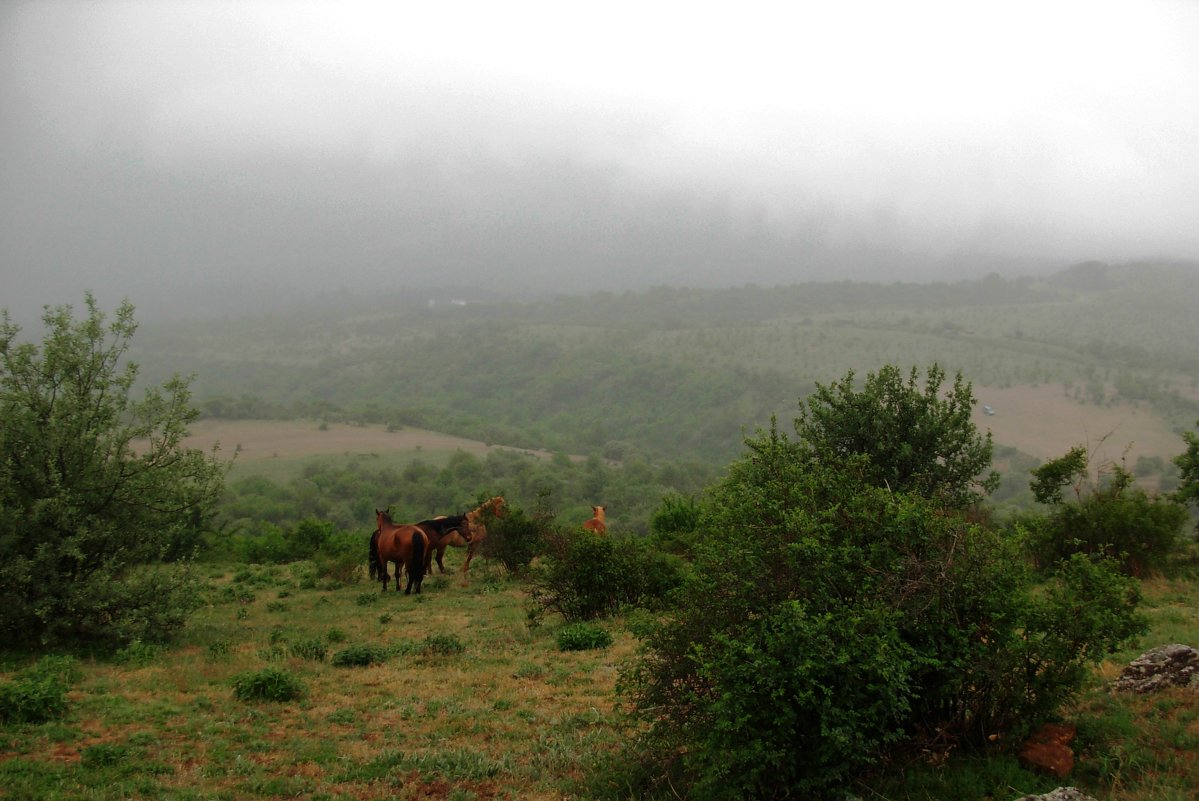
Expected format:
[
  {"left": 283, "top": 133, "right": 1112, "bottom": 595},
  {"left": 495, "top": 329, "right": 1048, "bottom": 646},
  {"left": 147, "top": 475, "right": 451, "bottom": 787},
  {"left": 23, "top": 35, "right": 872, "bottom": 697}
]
[
  {"left": 430, "top": 496, "right": 506, "bottom": 575},
  {"left": 582, "top": 505, "right": 607, "bottom": 534},
  {"left": 416, "top": 513, "right": 472, "bottom": 576},
  {"left": 372, "top": 509, "right": 428, "bottom": 594}
]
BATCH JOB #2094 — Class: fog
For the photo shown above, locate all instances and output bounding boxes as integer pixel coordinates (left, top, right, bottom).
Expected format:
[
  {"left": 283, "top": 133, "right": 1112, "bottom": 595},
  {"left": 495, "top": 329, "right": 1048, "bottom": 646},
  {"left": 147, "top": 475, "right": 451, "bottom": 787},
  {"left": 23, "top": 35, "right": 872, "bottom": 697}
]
[{"left": 3, "top": 0, "right": 1198, "bottom": 320}]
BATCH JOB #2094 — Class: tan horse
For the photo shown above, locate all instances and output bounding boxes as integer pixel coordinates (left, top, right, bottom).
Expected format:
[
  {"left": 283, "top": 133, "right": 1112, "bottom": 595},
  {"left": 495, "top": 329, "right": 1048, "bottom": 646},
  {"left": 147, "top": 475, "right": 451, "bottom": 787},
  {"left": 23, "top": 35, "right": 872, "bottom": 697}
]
[
  {"left": 431, "top": 496, "right": 506, "bottom": 575},
  {"left": 582, "top": 505, "right": 607, "bottom": 534},
  {"left": 372, "top": 509, "right": 428, "bottom": 594}
]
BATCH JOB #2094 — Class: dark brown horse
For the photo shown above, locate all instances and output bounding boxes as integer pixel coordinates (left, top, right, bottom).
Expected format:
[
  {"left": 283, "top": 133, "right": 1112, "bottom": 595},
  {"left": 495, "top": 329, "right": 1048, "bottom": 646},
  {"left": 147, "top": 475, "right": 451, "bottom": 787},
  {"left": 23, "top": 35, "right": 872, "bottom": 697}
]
[
  {"left": 427, "top": 496, "right": 506, "bottom": 575},
  {"left": 416, "top": 513, "right": 472, "bottom": 576},
  {"left": 372, "top": 509, "right": 428, "bottom": 594}
]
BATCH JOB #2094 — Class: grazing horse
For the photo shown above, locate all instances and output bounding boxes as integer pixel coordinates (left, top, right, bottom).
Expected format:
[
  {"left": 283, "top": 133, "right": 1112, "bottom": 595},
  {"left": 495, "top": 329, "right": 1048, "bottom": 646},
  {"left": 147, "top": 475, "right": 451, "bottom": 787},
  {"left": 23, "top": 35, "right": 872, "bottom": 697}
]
[
  {"left": 582, "top": 505, "right": 607, "bottom": 534},
  {"left": 416, "top": 513, "right": 472, "bottom": 576},
  {"left": 431, "top": 496, "right": 506, "bottom": 575},
  {"left": 372, "top": 509, "right": 428, "bottom": 594}
]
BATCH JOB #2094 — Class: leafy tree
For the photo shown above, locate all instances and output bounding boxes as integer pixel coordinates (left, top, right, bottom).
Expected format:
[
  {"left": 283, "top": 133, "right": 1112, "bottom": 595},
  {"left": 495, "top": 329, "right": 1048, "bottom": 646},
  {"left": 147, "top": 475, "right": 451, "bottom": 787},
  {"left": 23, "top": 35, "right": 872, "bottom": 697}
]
[
  {"left": 0, "top": 294, "right": 227, "bottom": 645},
  {"left": 1175, "top": 420, "right": 1199, "bottom": 525},
  {"left": 617, "top": 421, "right": 1143, "bottom": 801},
  {"left": 794, "top": 363, "right": 999, "bottom": 509}
]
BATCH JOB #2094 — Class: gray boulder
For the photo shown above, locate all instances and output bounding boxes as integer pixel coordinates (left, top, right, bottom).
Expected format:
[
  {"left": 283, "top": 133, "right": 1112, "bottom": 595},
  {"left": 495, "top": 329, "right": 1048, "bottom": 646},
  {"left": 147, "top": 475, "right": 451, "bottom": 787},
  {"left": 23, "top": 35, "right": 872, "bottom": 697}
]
[
  {"left": 1012, "top": 788, "right": 1098, "bottom": 801},
  {"left": 1111, "top": 643, "right": 1199, "bottom": 693}
]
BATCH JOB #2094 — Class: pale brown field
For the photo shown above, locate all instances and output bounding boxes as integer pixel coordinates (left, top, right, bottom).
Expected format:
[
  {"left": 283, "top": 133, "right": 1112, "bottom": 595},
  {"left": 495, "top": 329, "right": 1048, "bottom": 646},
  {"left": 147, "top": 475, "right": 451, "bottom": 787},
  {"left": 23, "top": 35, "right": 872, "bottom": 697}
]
[
  {"left": 972, "top": 383, "right": 1185, "bottom": 467},
  {"left": 177, "top": 419, "right": 551, "bottom": 464}
]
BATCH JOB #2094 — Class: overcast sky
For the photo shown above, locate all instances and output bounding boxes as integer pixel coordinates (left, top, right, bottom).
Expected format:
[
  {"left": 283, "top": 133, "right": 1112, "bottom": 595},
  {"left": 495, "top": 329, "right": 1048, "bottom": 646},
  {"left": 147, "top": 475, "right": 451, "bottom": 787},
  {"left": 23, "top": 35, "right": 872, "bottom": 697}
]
[{"left": 3, "top": 0, "right": 1198, "bottom": 318}]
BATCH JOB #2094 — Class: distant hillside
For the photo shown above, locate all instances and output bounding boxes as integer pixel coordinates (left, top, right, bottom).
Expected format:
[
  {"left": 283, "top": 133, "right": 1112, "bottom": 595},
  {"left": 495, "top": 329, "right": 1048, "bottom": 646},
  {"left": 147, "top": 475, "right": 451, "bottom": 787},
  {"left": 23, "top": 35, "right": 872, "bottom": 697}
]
[{"left": 131, "top": 261, "right": 1199, "bottom": 468}]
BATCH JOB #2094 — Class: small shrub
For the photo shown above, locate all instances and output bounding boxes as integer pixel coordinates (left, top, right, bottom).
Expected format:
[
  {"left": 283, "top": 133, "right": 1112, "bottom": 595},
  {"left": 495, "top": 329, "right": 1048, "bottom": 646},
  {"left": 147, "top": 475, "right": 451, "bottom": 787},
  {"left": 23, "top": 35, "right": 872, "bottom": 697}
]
[
  {"left": 232, "top": 667, "right": 305, "bottom": 702},
  {"left": 327, "top": 709, "right": 357, "bottom": 725},
  {"left": 81, "top": 743, "right": 129, "bottom": 768},
  {"left": 331, "top": 644, "right": 390, "bottom": 667},
  {"left": 421, "top": 634, "right": 465, "bottom": 656},
  {"left": 265, "top": 600, "right": 289, "bottom": 613},
  {"left": 113, "top": 640, "right": 162, "bottom": 667},
  {"left": 481, "top": 504, "right": 548, "bottom": 574},
  {"left": 556, "top": 622, "right": 613, "bottom": 651},
  {"left": 354, "top": 593, "right": 378, "bottom": 606},
  {"left": 207, "top": 639, "right": 233, "bottom": 661},
  {"left": 528, "top": 531, "right": 685, "bottom": 622},
  {"left": 0, "top": 657, "right": 75, "bottom": 724},
  {"left": 289, "top": 638, "right": 328, "bottom": 662},
  {"left": 326, "top": 628, "right": 347, "bottom": 643}
]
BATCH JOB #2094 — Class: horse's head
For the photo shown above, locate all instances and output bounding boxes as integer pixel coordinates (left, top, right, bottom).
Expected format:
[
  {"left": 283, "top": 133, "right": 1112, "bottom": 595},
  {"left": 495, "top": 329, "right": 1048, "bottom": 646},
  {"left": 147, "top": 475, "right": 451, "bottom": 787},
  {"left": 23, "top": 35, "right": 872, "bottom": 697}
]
[
  {"left": 487, "top": 496, "right": 506, "bottom": 519},
  {"left": 375, "top": 509, "right": 393, "bottom": 528}
]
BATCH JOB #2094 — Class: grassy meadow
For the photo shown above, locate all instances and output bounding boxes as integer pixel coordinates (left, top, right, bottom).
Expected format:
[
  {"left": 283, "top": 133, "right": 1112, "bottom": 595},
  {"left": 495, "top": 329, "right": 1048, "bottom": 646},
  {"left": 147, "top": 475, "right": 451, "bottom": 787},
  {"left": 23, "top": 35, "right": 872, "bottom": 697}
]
[
  {"left": 6, "top": 263, "right": 1199, "bottom": 799},
  {"left": 1, "top": 555, "right": 632, "bottom": 801},
  {"left": 4, "top": 554, "right": 1199, "bottom": 801}
]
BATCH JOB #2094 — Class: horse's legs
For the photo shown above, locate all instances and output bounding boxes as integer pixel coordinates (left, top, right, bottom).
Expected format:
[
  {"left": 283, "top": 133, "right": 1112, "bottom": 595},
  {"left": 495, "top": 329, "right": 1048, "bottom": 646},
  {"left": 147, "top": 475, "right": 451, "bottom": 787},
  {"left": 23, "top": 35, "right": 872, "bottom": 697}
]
[{"left": 435, "top": 544, "right": 447, "bottom": 573}]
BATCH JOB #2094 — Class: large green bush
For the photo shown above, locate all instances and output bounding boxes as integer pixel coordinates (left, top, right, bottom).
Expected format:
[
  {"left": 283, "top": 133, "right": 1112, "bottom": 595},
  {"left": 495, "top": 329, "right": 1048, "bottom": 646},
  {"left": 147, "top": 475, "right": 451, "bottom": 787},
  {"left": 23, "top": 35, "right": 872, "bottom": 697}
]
[
  {"left": 618, "top": 421, "right": 1145, "bottom": 801},
  {"left": 0, "top": 296, "right": 225, "bottom": 646}
]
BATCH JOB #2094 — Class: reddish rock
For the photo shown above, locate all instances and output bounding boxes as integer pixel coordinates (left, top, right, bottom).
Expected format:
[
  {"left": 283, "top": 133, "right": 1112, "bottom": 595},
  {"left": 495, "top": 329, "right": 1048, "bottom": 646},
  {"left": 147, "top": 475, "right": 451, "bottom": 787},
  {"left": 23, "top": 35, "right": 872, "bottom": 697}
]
[{"left": 1019, "top": 722, "right": 1077, "bottom": 778}]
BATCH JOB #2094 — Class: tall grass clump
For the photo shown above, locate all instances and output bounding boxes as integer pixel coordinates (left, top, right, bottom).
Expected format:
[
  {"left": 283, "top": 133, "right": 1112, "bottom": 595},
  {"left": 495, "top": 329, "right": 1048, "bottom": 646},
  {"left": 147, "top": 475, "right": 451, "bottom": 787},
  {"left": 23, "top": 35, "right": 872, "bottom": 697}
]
[
  {"left": 0, "top": 656, "right": 78, "bottom": 724},
  {"left": 232, "top": 667, "right": 305, "bottom": 702}
]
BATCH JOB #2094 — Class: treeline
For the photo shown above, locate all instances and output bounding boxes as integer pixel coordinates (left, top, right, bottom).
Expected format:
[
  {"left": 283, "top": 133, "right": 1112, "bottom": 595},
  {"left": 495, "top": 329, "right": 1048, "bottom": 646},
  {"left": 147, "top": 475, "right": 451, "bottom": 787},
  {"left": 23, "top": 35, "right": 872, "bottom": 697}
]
[
  {"left": 130, "top": 261, "right": 1199, "bottom": 464},
  {"left": 216, "top": 446, "right": 716, "bottom": 543}
]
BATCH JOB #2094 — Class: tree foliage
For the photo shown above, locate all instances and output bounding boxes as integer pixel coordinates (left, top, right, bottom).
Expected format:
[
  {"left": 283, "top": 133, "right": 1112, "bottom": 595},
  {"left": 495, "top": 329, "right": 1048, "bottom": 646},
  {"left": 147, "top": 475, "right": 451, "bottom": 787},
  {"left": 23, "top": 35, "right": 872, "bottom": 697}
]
[
  {"left": 618, "top": 415, "right": 1143, "bottom": 800},
  {"left": 1175, "top": 420, "right": 1199, "bottom": 525},
  {"left": 0, "top": 295, "right": 227, "bottom": 645},
  {"left": 794, "top": 363, "right": 999, "bottom": 509},
  {"left": 1028, "top": 446, "right": 1189, "bottom": 575}
]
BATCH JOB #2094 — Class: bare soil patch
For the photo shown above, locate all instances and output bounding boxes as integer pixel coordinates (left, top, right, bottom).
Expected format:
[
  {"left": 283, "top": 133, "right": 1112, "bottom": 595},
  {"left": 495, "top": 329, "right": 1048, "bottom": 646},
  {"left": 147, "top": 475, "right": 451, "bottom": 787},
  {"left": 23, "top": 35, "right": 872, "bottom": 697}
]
[
  {"left": 972, "top": 383, "right": 1182, "bottom": 466},
  {"left": 175, "top": 419, "right": 548, "bottom": 463}
]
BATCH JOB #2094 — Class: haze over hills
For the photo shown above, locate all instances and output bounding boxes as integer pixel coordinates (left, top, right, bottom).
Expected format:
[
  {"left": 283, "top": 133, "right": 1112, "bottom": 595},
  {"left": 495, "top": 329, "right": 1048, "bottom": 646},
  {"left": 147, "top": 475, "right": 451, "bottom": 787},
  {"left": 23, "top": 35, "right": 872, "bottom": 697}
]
[
  {"left": 121, "top": 262, "right": 1199, "bottom": 497},
  {"left": 4, "top": 3, "right": 1198, "bottom": 322}
]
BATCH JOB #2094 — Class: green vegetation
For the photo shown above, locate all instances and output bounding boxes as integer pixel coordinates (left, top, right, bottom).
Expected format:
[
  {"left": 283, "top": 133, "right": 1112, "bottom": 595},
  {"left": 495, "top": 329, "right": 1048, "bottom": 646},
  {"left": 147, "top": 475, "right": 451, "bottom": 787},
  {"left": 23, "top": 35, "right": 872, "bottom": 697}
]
[
  {"left": 1027, "top": 446, "right": 1191, "bottom": 574},
  {"left": 0, "top": 295, "right": 226, "bottom": 646},
  {"left": 556, "top": 622, "right": 613, "bottom": 652},
  {"left": 131, "top": 262, "right": 1199, "bottom": 467},
  {"left": 796, "top": 363, "right": 1000, "bottom": 508},
  {"left": 231, "top": 666, "right": 305, "bottom": 702},
  {"left": 5, "top": 264, "right": 1199, "bottom": 800},
  {"left": 615, "top": 378, "right": 1146, "bottom": 800}
]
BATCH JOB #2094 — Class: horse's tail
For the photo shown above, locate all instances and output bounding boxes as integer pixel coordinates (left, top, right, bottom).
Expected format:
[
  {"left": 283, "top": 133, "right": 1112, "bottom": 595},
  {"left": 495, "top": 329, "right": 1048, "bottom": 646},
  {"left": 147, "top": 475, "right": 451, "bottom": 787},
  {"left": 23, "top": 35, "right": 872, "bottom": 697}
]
[
  {"left": 368, "top": 529, "right": 382, "bottom": 581},
  {"left": 411, "top": 530, "right": 426, "bottom": 581}
]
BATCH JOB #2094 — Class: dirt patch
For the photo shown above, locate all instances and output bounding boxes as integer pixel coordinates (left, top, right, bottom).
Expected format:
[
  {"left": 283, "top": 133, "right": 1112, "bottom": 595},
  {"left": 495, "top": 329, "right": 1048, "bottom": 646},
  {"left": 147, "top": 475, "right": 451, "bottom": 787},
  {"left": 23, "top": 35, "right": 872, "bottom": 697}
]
[
  {"left": 170, "top": 420, "right": 550, "bottom": 462},
  {"left": 973, "top": 384, "right": 1182, "bottom": 466}
]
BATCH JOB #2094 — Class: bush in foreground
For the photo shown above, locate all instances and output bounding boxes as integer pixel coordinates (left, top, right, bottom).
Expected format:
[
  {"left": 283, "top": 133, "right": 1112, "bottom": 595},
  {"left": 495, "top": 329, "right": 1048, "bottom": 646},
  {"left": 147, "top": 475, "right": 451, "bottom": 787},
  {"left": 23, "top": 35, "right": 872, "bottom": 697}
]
[{"left": 617, "top": 423, "right": 1145, "bottom": 801}]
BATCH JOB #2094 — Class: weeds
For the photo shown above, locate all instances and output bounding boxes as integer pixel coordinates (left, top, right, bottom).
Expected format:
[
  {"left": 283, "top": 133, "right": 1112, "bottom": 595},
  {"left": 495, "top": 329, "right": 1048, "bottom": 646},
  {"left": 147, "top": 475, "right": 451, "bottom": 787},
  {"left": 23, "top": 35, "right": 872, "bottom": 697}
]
[{"left": 231, "top": 667, "right": 305, "bottom": 702}]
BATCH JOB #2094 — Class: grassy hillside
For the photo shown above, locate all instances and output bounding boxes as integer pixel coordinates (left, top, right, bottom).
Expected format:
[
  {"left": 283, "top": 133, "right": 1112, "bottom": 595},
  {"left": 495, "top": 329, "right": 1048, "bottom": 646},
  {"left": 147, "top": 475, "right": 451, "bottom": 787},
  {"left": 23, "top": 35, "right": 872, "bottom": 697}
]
[
  {"left": 130, "top": 261, "right": 1199, "bottom": 473},
  {"left": 3, "top": 558, "right": 1198, "bottom": 800}
]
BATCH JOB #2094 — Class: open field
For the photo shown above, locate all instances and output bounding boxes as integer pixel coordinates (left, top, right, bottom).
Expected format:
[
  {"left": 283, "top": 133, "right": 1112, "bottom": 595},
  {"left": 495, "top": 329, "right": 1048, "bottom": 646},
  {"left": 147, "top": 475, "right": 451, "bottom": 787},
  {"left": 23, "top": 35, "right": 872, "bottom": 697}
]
[
  {"left": 3, "top": 557, "right": 1199, "bottom": 800},
  {"left": 971, "top": 384, "right": 1186, "bottom": 468},
  {"left": 174, "top": 420, "right": 558, "bottom": 482}
]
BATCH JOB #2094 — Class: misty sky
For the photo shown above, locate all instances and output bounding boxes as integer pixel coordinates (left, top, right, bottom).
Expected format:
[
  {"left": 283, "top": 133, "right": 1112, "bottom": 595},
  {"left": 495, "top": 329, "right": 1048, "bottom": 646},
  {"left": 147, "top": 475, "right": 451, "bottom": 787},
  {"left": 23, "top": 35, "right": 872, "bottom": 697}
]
[{"left": 3, "top": 0, "right": 1198, "bottom": 318}]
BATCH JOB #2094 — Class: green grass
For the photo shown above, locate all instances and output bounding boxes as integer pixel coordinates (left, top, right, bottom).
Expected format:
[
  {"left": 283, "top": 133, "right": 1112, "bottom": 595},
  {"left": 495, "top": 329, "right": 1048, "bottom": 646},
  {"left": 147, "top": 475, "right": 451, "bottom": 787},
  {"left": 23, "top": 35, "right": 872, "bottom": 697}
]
[{"left": 3, "top": 555, "right": 1198, "bottom": 800}]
